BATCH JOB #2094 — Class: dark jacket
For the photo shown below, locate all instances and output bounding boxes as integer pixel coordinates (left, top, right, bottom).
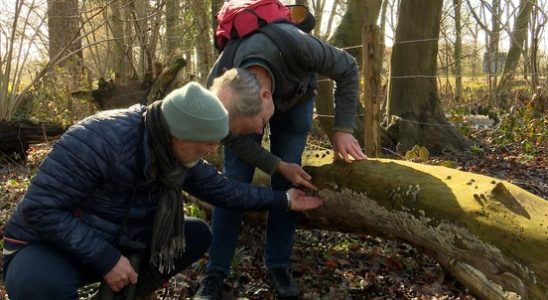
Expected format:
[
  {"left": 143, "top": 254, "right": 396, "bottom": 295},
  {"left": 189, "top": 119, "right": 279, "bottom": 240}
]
[
  {"left": 208, "top": 23, "right": 359, "bottom": 130},
  {"left": 3, "top": 105, "right": 287, "bottom": 276},
  {"left": 210, "top": 23, "right": 359, "bottom": 174}
]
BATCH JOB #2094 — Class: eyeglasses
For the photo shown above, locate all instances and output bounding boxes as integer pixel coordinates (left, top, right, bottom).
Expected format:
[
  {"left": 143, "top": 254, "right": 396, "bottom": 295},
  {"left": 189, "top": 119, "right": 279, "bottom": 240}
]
[{"left": 288, "top": 5, "right": 309, "bottom": 24}]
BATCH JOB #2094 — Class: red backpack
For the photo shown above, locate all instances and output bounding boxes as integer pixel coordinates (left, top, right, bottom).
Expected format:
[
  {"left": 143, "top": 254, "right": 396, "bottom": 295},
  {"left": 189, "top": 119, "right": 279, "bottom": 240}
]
[
  {"left": 211, "top": 0, "right": 313, "bottom": 108},
  {"left": 214, "top": 0, "right": 294, "bottom": 51}
]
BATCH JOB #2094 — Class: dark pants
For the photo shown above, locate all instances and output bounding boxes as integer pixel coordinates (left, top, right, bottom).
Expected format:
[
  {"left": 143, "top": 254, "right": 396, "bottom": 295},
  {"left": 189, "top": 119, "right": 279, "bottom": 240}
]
[
  {"left": 3, "top": 217, "right": 211, "bottom": 300},
  {"left": 207, "top": 97, "right": 315, "bottom": 274}
]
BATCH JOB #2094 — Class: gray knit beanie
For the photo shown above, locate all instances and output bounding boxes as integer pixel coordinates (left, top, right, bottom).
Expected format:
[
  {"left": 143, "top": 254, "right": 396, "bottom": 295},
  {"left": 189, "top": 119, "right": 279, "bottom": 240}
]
[{"left": 160, "top": 82, "right": 229, "bottom": 141}]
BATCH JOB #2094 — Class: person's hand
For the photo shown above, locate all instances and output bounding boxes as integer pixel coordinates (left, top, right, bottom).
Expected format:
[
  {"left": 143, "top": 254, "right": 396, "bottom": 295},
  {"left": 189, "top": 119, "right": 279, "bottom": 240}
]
[
  {"left": 287, "top": 188, "right": 323, "bottom": 210},
  {"left": 277, "top": 161, "right": 318, "bottom": 191},
  {"left": 103, "top": 255, "right": 138, "bottom": 292},
  {"left": 332, "top": 131, "right": 367, "bottom": 163}
]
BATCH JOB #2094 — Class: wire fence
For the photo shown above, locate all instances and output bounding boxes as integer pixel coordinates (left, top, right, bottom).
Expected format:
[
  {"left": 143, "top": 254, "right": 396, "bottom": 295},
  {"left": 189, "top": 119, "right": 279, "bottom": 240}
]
[
  {"left": 322, "top": 39, "right": 548, "bottom": 81},
  {"left": 312, "top": 113, "right": 546, "bottom": 140}
]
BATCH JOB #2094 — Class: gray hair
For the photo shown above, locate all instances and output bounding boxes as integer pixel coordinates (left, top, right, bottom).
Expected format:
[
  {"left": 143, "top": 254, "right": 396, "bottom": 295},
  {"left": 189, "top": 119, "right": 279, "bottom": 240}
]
[{"left": 209, "top": 68, "right": 262, "bottom": 118}]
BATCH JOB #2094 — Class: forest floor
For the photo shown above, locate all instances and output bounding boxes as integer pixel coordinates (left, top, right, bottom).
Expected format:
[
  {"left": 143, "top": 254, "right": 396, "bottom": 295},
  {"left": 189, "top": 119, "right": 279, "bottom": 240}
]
[{"left": 0, "top": 126, "right": 546, "bottom": 300}]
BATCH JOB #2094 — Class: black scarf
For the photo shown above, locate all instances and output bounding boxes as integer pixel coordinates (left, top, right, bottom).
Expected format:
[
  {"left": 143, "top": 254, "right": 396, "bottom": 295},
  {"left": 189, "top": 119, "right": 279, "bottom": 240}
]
[{"left": 144, "top": 101, "right": 188, "bottom": 274}]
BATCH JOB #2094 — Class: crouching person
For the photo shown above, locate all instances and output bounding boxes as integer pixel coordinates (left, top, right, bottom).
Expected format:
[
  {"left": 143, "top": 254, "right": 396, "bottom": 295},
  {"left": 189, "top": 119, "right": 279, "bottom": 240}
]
[{"left": 2, "top": 82, "right": 322, "bottom": 300}]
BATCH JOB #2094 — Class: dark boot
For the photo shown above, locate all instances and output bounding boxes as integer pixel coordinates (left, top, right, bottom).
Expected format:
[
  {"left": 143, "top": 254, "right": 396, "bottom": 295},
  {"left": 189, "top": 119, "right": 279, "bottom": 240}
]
[
  {"left": 193, "top": 271, "right": 225, "bottom": 300},
  {"left": 266, "top": 267, "right": 300, "bottom": 299}
]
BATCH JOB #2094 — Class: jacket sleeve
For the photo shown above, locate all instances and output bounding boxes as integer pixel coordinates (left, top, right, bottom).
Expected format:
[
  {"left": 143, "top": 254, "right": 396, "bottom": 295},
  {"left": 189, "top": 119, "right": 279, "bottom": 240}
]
[
  {"left": 19, "top": 123, "right": 122, "bottom": 276},
  {"left": 221, "top": 132, "right": 281, "bottom": 175},
  {"left": 182, "top": 160, "right": 288, "bottom": 210},
  {"left": 300, "top": 32, "right": 359, "bottom": 131}
]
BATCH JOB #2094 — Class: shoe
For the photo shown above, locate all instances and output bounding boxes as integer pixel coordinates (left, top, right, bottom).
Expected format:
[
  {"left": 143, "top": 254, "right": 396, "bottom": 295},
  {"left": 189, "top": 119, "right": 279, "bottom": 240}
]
[
  {"left": 266, "top": 267, "right": 300, "bottom": 299},
  {"left": 193, "top": 271, "right": 225, "bottom": 300}
]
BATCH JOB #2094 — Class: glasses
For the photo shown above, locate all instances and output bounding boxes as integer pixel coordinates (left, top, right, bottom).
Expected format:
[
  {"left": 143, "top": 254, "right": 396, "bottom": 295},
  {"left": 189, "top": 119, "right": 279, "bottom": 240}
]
[{"left": 288, "top": 5, "right": 309, "bottom": 24}]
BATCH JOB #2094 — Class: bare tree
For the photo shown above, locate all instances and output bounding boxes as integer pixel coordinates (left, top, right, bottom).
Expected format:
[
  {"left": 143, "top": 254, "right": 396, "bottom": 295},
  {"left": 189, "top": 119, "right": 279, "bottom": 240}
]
[
  {"left": 453, "top": 0, "right": 463, "bottom": 102},
  {"left": 377, "top": 0, "right": 389, "bottom": 76},
  {"left": 328, "top": 0, "right": 376, "bottom": 60},
  {"left": 496, "top": 0, "right": 536, "bottom": 97},
  {"left": 528, "top": 0, "right": 547, "bottom": 89},
  {"left": 1, "top": 0, "right": 48, "bottom": 121},
  {"left": 439, "top": 2, "right": 454, "bottom": 97},
  {"left": 466, "top": 0, "right": 506, "bottom": 106},
  {"left": 189, "top": 1, "right": 214, "bottom": 83},
  {"left": 309, "top": 0, "right": 345, "bottom": 40},
  {"left": 1, "top": 0, "right": 171, "bottom": 121},
  {"left": 108, "top": 0, "right": 135, "bottom": 82}
]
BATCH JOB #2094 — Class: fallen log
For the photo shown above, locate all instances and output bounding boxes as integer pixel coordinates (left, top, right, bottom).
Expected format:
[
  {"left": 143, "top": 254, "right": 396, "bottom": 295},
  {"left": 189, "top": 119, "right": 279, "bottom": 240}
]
[
  {"left": 198, "top": 149, "right": 547, "bottom": 300},
  {"left": 0, "top": 121, "right": 64, "bottom": 158},
  {"left": 301, "top": 153, "right": 546, "bottom": 300}
]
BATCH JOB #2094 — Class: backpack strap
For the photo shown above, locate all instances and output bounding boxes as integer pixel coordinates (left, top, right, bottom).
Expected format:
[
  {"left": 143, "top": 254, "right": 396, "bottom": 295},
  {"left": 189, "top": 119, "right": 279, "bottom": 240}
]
[
  {"left": 216, "top": 23, "right": 308, "bottom": 84},
  {"left": 257, "top": 23, "right": 308, "bottom": 80},
  {"left": 216, "top": 38, "right": 243, "bottom": 74}
]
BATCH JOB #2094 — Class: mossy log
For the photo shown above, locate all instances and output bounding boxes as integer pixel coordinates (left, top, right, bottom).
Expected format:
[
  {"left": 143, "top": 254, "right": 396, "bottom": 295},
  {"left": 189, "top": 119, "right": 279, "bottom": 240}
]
[
  {"left": 299, "top": 152, "right": 547, "bottom": 300},
  {"left": 201, "top": 150, "right": 547, "bottom": 300}
]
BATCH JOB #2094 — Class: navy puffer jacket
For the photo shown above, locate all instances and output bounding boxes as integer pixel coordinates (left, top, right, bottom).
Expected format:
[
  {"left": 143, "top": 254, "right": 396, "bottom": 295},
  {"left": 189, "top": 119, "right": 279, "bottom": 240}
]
[{"left": 3, "top": 104, "right": 287, "bottom": 276}]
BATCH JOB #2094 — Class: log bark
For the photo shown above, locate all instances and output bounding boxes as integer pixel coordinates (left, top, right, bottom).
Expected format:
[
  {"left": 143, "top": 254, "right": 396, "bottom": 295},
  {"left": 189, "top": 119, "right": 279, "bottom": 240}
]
[
  {"left": 303, "top": 157, "right": 546, "bottom": 300},
  {"left": 0, "top": 121, "right": 64, "bottom": 157},
  {"left": 201, "top": 149, "right": 547, "bottom": 300}
]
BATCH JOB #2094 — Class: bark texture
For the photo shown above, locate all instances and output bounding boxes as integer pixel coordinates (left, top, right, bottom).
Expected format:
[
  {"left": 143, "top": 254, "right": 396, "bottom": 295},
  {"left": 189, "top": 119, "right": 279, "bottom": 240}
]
[
  {"left": 496, "top": 0, "right": 536, "bottom": 97},
  {"left": 205, "top": 150, "right": 547, "bottom": 300},
  {"left": 386, "top": 0, "right": 470, "bottom": 153},
  {"left": 47, "top": 0, "right": 82, "bottom": 70},
  {"left": 297, "top": 153, "right": 547, "bottom": 300}
]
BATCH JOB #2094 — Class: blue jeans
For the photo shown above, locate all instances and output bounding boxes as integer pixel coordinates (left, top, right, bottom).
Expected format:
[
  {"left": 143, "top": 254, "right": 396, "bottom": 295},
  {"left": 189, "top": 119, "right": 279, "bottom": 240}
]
[
  {"left": 207, "top": 97, "right": 314, "bottom": 274},
  {"left": 3, "top": 217, "right": 211, "bottom": 300}
]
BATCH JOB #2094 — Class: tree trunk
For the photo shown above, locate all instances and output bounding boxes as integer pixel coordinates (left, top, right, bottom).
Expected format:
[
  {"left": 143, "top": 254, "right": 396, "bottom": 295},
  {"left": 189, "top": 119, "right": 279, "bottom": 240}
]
[
  {"left": 386, "top": 0, "right": 470, "bottom": 153},
  {"left": 453, "top": 0, "right": 463, "bottom": 103},
  {"left": 489, "top": 0, "right": 501, "bottom": 106},
  {"left": 165, "top": 0, "right": 182, "bottom": 64},
  {"left": 47, "top": 0, "right": 83, "bottom": 72},
  {"left": 108, "top": 0, "right": 135, "bottom": 82},
  {"left": 324, "top": 0, "right": 341, "bottom": 40},
  {"left": 496, "top": 0, "right": 535, "bottom": 97},
  {"left": 328, "top": 0, "right": 380, "bottom": 62},
  {"left": 134, "top": 0, "right": 150, "bottom": 81},
  {"left": 191, "top": 1, "right": 213, "bottom": 83},
  {"left": 310, "top": 0, "right": 325, "bottom": 38},
  {"left": 529, "top": 7, "right": 539, "bottom": 88},
  {"left": 377, "top": 0, "right": 388, "bottom": 78}
]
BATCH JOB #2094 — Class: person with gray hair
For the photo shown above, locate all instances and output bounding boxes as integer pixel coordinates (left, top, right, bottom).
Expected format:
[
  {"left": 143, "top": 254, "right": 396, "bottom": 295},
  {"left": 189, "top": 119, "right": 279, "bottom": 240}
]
[
  {"left": 210, "top": 68, "right": 317, "bottom": 191},
  {"left": 210, "top": 68, "right": 263, "bottom": 121},
  {"left": 195, "top": 13, "right": 365, "bottom": 300}
]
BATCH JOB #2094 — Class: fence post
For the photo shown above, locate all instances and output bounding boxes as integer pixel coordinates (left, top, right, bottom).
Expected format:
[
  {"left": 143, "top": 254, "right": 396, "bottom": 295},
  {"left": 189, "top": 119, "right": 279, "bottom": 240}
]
[{"left": 362, "top": 25, "right": 381, "bottom": 157}]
